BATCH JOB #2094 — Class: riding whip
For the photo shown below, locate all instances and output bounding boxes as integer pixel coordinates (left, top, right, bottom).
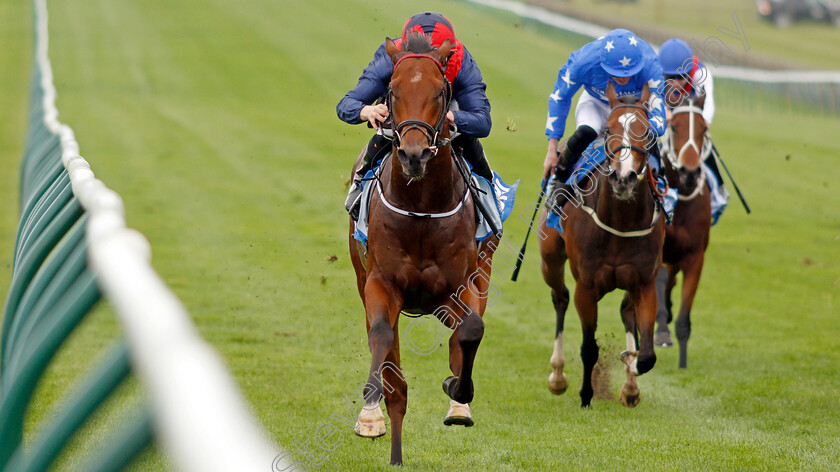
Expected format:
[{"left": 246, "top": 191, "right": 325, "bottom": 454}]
[
  {"left": 711, "top": 145, "right": 751, "bottom": 214},
  {"left": 511, "top": 176, "right": 550, "bottom": 281}
]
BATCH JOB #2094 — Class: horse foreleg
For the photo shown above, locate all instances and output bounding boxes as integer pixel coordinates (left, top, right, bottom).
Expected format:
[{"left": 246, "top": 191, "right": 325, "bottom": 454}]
[
  {"left": 676, "top": 254, "right": 705, "bottom": 369},
  {"left": 443, "top": 285, "right": 484, "bottom": 408},
  {"left": 618, "top": 293, "right": 641, "bottom": 407},
  {"left": 380, "top": 321, "right": 407, "bottom": 465},
  {"left": 575, "top": 285, "right": 599, "bottom": 408},
  {"left": 634, "top": 281, "right": 658, "bottom": 376},
  {"left": 356, "top": 277, "right": 401, "bottom": 440},
  {"left": 542, "top": 262, "right": 570, "bottom": 395},
  {"left": 654, "top": 265, "right": 674, "bottom": 347}
]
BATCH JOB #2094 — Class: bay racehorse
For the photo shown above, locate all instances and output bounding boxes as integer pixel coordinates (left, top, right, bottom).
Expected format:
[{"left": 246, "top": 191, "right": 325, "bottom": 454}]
[
  {"left": 654, "top": 94, "right": 711, "bottom": 369},
  {"left": 348, "top": 33, "right": 497, "bottom": 465},
  {"left": 539, "top": 81, "right": 666, "bottom": 408}
]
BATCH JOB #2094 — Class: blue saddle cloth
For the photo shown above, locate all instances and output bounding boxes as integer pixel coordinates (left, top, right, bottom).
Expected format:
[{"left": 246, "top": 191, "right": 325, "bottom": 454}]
[
  {"left": 703, "top": 161, "right": 728, "bottom": 225},
  {"left": 353, "top": 155, "right": 519, "bottom": 245},
  {"left": 545, "top": 139, "right": 677, "bottom": 235}
]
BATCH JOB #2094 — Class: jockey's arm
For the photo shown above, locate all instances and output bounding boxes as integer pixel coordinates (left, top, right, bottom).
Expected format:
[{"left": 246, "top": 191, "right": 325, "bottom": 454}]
[
  {"left": 645, "top": 72, "right": 667, "bottom": 138},
  {"left": 544, "top": 63, "right": 582, "bottom": 178},
  {"left": 546, "top": 64, "right": 581, "bottom": 142},
  {"left": 697, "top": 67, "right": 715, "bottom": 126},
  {"left": 336, "top": 43, "right": 392, "bottom": 126},
  {"left": 450, "top": 51, "right": 491, "bottom": 138}
]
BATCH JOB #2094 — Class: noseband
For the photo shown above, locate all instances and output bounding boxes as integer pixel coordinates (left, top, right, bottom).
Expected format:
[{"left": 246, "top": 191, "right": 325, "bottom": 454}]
[
  {"left": 387, "top": 53, "right": 453, "bottom": 155},
  {"left": 668, "top": 100, "right": 706, "bottom": 167}
]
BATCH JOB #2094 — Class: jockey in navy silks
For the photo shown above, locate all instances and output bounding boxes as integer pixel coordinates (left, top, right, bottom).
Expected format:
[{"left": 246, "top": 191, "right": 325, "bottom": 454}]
[
  {"left": 338, "top": 12, "right": 493, "bottom": 220},
  {"left": 658, "top": 38, "right": 730, "bottom": 212},
  {"left": 544, "top": 29, "right": 667, "bottom": 207}
]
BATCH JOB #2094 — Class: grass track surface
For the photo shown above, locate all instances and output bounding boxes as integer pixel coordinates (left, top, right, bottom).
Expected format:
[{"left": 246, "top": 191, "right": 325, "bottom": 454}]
[
  {"left": 520, "top": 0, "right": 840, "bottom": 69},
  {"left": 1, "top": 0, "right": 838, "bottom": 470}
]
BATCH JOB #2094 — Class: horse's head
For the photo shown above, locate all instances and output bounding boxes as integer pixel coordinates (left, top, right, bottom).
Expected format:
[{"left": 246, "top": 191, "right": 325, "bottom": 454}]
[
  {"left": 604, "top": 81, "right": 652, "bottom": 201},
  {"left": 385, "top": 33, "right": 452, "bottom": 179},
  {"left": 667, "top": 93, "right": 707, "bottom": 193}
]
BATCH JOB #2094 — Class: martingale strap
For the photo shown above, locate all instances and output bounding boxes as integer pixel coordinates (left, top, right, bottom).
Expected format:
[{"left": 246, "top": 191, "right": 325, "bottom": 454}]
[
  {"left": 375, "top": 177, "right": 469, "bottom": 218},
  {"left": 579, "top": 202, "right": 661, "bottom": 238}
]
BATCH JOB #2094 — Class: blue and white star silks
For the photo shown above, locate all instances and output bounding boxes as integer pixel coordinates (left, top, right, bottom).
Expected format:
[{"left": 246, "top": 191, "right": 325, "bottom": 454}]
[
  {"left": 546, "top": 114, "right": 558, "bottom": 132},
  {"left": 545, "top": 29, "right": 666, "bottom": 141},
  {"left": 561, "top": 70, "right": 575, "bottom": 87}
]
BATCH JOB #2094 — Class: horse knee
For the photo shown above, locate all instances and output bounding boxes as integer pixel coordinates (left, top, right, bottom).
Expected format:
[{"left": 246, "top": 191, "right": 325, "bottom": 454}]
[
  {"left": 457, "top": 313, "right": 484, "bottom": 349},
  {"left": 636, "top": 351, "right": 657, "bottom": 375},
  {"left": 551, "top": 286, "right": 570, "bottom": 309},
  {"left": 369, "top": 319, "right": 394, "bottom": 351},
  {"left": 580, "top": 340, "right": 599, "bottom": 365},
  {"left": 675, "top": 317, "right": 691, "bottom": 342}
]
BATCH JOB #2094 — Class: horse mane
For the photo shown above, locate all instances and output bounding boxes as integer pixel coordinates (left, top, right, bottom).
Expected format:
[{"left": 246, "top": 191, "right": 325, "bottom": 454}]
[{"left": 401, "top": 31, "right": 436, "bottom": 54}]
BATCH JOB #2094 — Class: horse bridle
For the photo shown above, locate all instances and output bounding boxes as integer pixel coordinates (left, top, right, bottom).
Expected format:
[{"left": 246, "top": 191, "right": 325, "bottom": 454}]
[
  {"left": 668, "top": 99, "right": 706, "bottom": 167},
  {"left": 668, "top": 99, "right": 707, "bottom": 200},
  {"left": 386, "top": 53, "right": 453, "bottom": 155},
  {"left": 604, "top": 103, "right": 650, "bottom": 182}
]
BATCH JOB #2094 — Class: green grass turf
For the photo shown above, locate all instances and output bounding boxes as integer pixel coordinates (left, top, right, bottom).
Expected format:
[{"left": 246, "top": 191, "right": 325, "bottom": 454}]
[
  {"left": 518, "top": 0, "right": 840, "bottom": 70},
  {"left": 1, "top": 0, "right": 839, "bottom": 470}
]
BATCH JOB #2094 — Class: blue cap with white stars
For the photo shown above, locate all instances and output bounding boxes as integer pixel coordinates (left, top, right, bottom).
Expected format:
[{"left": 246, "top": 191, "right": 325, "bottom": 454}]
[{"left": 600, "top": 29, "right": 645, "bottom": 77}]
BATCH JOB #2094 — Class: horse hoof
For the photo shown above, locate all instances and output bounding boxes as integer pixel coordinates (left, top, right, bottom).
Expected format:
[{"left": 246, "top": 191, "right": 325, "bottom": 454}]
[
  {"left": 620, "top": 387, "right": 641, "bottom": 408},
  {"left": 354, "top": 404, "right": 386, "bottom": 438},
  {"left": 654, "top": 331, "right": 673, "bottom": 347},
  {"left": 443, "top": 399, "right": 474, "bottom": 427},
  {"left": 547, "top": 371, "right": 569, "bottom": 395}
]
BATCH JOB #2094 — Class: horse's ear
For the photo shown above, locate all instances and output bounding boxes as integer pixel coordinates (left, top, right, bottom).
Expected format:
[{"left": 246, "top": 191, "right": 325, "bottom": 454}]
[
  {"left": 606, "top": 80, "right": 618, "bottom": 108},
  {"left": 436, "top": 39, "right": 452, "bottom": 63},
  {"left": 696, "top": 91, "right": 706, "bottom": 110},
  {"left": 385, "top": 37, "right": 399, "bottom": 63},
  {"left": 639, "top": 83, "right": 651, "bottom": 106}
]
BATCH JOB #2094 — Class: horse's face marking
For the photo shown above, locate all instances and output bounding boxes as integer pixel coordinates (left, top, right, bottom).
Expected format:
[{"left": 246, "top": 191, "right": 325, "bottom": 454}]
[
  {"left": 605, "top": 102, "right": 650, "bottom": 201},
  {"left": 616, "top": 113, "right": 637, "bottom": 179}
]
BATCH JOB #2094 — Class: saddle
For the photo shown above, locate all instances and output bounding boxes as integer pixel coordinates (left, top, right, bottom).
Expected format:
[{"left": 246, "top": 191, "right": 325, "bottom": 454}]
[{"left": 352, "top": 152, "right": 518, "bottom": 245}]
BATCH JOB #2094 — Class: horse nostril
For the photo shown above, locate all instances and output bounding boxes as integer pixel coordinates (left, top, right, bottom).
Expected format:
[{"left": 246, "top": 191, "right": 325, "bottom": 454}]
[
  {"left": 420, "top": 148, "right": 433, "bottom": 162},
  {"left": 397, "top": 148, "right": 409, "bottom": 162}
]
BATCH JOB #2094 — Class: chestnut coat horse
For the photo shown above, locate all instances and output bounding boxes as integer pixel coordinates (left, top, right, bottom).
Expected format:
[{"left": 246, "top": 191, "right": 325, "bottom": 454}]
[
  {"left": 539, "top": 82, "right": 666, "bottom": 408},
  {"left": 655, "top": 94, "right": 712, "bottom": 369},
  {"left": 348, "top": 34, "right": 497, "bottom": 465}
]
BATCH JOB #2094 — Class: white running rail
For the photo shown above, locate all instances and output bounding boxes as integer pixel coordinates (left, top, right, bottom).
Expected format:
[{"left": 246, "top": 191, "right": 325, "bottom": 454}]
[{"left": 33, "top": 0, "right": 284, "bottom": 470}]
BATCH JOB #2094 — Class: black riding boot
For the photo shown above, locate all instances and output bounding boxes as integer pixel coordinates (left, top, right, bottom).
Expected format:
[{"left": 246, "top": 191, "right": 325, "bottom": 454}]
[
  {"left": 552, "top": 125, "right": 598, "bottom": 209},
  {"left": 346, "top": 133, "right": 393, "bottom": 221},
  {"left": 453, "top": 135, "right": 493, "bottom": 181}
]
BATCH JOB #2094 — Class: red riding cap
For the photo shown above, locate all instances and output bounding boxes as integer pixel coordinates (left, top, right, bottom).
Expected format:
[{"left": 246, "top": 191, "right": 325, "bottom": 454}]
[{"left": 397, "top": 11, "right": 463, "bottom": 83}]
